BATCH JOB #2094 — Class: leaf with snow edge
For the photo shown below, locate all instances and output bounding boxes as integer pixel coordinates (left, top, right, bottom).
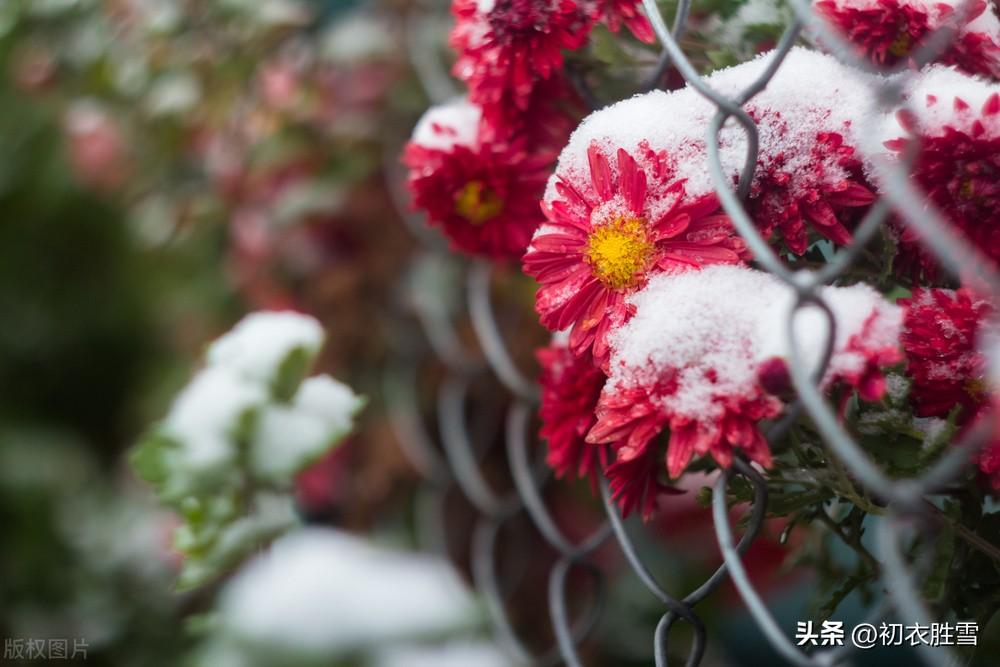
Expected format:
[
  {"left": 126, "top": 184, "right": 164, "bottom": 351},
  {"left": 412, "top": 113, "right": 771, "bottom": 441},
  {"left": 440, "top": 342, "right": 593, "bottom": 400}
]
[
  {"left": 206, "top": 311, "right": 325, "bottom": 396},
  {"left": 249, "top": 375, "right": 365, "bottom": 485},
  {"left": 132, "top": 366, "right": 266, "bottom": 502},
  {"left": 176, "top": 493, "right": 299, "bottom": 591},
  {"left": 217, "top": 529, "right": 484, "bottom": 661}
]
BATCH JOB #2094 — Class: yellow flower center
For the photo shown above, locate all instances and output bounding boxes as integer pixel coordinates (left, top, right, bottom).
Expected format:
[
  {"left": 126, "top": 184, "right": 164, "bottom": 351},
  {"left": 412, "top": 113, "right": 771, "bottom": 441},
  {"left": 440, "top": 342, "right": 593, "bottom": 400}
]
[
  {"left": 455, "top": 180, "right": 503, "bottom": 225},
  {"left": 585, "top": 216, "right": 654, "bottom": 289},
  {"left": 959, "top": 177, "right": 975, "bottom": 201},
  {"left": 965, "top": 377, "right": 987, "bottom": 399},
  {"left": 889, "top": 27, "right": 912, "bottom": 57}
]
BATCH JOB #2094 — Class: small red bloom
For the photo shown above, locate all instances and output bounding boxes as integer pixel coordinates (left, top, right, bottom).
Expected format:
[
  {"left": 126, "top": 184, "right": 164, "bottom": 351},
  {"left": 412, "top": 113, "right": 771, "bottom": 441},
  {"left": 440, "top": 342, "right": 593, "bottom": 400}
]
[
  {"left": 816, "top": 0, "right": 1000, "bottom": 78},
  {"left": 751, "top": 129, "right": 876, "bottom": 255},
  {"left": 537, "top": 339, "right": 607, "bottom": 483},
  {"left": 816, "top": 0, "right": 933, "bottom": 67},
  {"left": 593, "top": 0, "right": 655, "bottom": 44},
  {"left": 451, "top": 0, "right": 592, "bottom": 134},
  {"left": 900, "top": 287, "right": 992, "bottom": 421},
  {"left": 404, "top": 99, "right": 554, "bottom": 259},
  {"left": 901, "top": 287, "right": 1000, "bottom": 489},
  {"left": 887, "top": 83, "right": 1000, "bottom": 280},
  {"left": 837, "top": 311, "right": 905, "bottom": 402},
  {"left": 523, "top": 143, "right": 749, "bottom": 365}
]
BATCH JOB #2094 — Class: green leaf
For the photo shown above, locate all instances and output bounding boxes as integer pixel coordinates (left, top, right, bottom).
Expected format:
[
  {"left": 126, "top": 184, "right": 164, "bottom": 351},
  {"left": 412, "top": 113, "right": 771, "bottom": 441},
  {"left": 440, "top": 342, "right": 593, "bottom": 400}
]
[
  {"left": 272, "top": 345, "right": 313, "bottom": 403},
  {"left": 129, "top": 430, "right": 176, "bottom": 484},
  {"left": 591, "top": 25, "right": 632, "bottom": 66}
]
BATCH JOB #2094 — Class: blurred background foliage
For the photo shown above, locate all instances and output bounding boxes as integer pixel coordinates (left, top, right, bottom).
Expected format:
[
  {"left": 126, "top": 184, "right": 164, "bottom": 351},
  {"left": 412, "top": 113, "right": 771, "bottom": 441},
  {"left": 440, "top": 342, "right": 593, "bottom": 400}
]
[{"left": 0, "top": 1, "right": 417, "bottom": 663}]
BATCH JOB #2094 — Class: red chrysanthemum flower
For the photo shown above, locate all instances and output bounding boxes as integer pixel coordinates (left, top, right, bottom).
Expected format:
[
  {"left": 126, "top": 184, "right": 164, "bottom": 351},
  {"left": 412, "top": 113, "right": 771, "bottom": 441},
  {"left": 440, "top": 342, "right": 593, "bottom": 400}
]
[
  {"left": 816, "top": 0, "right": 933, "bottom": 67},
  {"left": 816, "top": 0, "right": 1000, "bottom": 78},
  {"left": 523, "top": 143, "right": 749, "bottom": 366},
  {"left": 750, "top": 129, "right": 876, "bottom": 255},
  {"left": 900, "top": 287, "right": 1000, "bottom": 489},
  {"left": 582, "top": 264, "right": 902, "bottom": 515},
  {"left": 450, "top": 0, "right": 592, "bottom": 133},
  {"left": 900, "top": 287, "right": 992, "bottom": 421},
  {"left": 884, "top": 72, "right": 1000, "bottom": 280},
  {"left": 404, "top": 99, "right": 554, "bottom": 259},
  {"left": 593, "top": 0, "right": 655, "bottom": 44},
  {"left": 941, "top": 27, "right": 1000, "bottom": 80},
  {"left": 537, "top": 339, "right": 607, "bottom": 483}
]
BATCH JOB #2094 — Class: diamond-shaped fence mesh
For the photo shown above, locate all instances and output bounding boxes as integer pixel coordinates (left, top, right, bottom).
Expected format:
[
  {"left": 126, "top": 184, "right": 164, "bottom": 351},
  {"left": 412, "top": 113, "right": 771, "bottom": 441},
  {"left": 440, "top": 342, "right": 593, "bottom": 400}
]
[{"left": 385, "top": 1, "right": 998, "bottom": 665}]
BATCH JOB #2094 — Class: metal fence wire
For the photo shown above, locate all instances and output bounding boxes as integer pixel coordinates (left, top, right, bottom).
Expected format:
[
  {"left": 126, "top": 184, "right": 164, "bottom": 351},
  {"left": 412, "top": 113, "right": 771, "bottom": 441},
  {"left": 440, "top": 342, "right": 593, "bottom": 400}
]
[{"left": 384, "top": 1, "right": 1000, "bottom": 665}]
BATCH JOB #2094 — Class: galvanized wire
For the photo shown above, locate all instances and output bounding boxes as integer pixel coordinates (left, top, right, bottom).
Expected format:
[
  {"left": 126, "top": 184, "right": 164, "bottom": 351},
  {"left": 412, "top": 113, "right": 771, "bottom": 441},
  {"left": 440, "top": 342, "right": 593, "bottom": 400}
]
[{"left": 385, "top": 1, "right": 998, "bottom": 665}]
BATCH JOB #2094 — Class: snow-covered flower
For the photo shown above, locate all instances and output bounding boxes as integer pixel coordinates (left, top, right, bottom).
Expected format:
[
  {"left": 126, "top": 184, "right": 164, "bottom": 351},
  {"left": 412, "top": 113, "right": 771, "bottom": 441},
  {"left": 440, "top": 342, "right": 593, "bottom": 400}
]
[
  {"left": 217, "top": 529, "right": 480, "bottom": 661},
  {"left": 404, "top": 98, "right": 555, "bottom": 260},
  {"left": 747, "top": 127, "right": 875, "bottom": 255},
  {"left": 815, "top": 0, "right": 1000, "bottom": 78},
  {"left": 587, "top": 265, "right": 902, "bottom": 515},
  {"left": 900, "top": 287, "right": 991, "bottom": 421},
  {"left": 880, "top": 67, "right": 1000, "bottom": 279},
  {"left": 901, "top": 288, "right": 1000, "bottom": 489},
  {"left": 450, "top": 0, "right": 592, "bottom": 133},
  {"left": 523, "top": 143, "right": 749, "bottom": 365},
  {"left": 537, "top": 336, "right": 607, "bottom": 483}
]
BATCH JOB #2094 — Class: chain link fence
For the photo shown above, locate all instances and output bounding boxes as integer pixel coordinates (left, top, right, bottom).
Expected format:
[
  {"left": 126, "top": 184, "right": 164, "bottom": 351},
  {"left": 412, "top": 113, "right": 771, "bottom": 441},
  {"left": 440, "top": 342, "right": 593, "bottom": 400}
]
[{"left": 385, "top": 1, "right": 998, "bottom": 665}]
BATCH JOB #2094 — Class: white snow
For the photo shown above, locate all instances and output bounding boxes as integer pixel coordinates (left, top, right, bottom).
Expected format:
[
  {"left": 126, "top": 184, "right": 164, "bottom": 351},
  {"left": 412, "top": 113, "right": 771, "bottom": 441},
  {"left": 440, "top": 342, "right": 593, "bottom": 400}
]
[
  {"left": 207, "top": 311, "right": 325, "bottom": 386},
  {"left": 867, "top": 65, "right": 1000, "bottom": 167},
  {"left": 888, "top": 65, "right": 998, "bottom": 135},
  {"left": 411, "top": 97, "right": 482, "bottom": 151},
  {"left": 219, "top": 529, "right": 479, "bottom": 658},
  {"left": 372, "top": 641, "right": 514, "bottom": 667},
  {"left": 250, "top": 375, "right": 363, "bottom": 481},
  {"left": 606, "top": 265, "right": 901, "bottom": 420},
  {"left": 162, "top": 366, "right": 267, "bottom": 473},
  {"left": 545, "top": 47, "right": 882, "bottom": 206}
]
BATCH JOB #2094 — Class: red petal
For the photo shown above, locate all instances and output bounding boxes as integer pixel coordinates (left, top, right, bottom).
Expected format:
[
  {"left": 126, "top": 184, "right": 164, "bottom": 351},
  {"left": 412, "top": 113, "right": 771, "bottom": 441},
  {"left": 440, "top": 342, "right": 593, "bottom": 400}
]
[
  {"left": 666, "top": 423, "right": 697, "bottom": 478},
  {"left": 617, "top": 148, "right": 647, "bottom": 215},
  {"left": 588, "top": 144, "right": 615, "bottom": 201}
]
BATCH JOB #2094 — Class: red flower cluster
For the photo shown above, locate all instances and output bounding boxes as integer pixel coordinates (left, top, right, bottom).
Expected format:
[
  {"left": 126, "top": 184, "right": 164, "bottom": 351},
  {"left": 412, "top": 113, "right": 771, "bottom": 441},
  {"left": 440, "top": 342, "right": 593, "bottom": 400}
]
[
  {"left": 901, "top": 287, "right": 991, "bottom": 421},
  {"left": 537, "top": 339, "right": 607, "bottom": 483},
  {"left": 749, "top": 129, "right": 876, "bottom": 255},
  {"left": 885, "top": 71, "right": 1000, "bottom": 280},
  {"left": 816, "top": 0, "right": 1000, "bottom": 79},
  {"left": 523, "top": 143, "right": 749, "bottom": 366},
  {"left": 580, "top": 265, "right": 902, "bottom": 517},
  {"left": 451, "top": 0, "right": 654, "bottom": 133},
  {"left": 900, "top": 287, "right": 1000, "bottom": 489}
]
